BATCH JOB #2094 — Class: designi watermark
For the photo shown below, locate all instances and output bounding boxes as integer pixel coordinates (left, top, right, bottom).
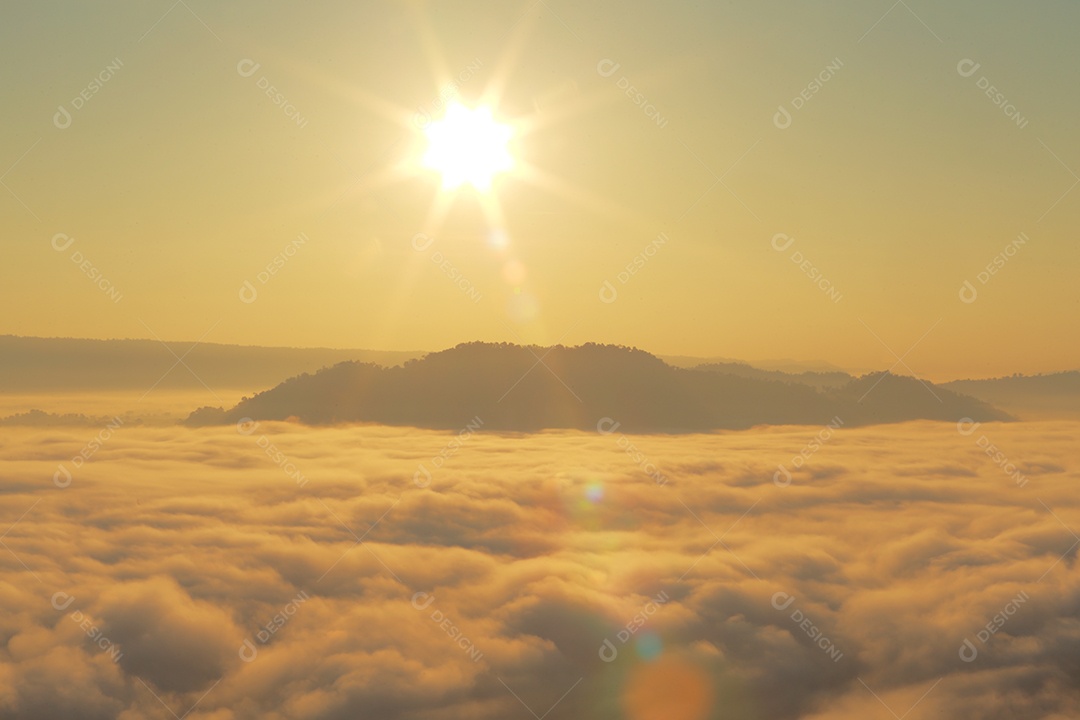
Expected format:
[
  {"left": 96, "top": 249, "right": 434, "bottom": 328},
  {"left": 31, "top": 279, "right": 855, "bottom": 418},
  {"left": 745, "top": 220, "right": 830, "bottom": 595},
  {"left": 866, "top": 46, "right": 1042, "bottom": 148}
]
[
  {"left": 597, "top": 417, "right": 667, "bottom": 485},
  {"left": 772, "top": 591, "right": 843, "bottom": 662},
  {"left": 51, "top": 234, "right": 123, "bottom": 304},
  {"left": 599, "top": 591, "right": 669, "bottom": 662},
  {"left": 957, "top": 59, "right": 1029, "bottom": 130},
  {"left": 53, "top": 58, "right": 124, "bottom": 130},
  {"left": 959, "top": 590, "right": 1029, "bottom": 662},
  {"left": 239, "top": 591, "right": 311, "bottom": 662},
  {"left": 237, "top": 59, "right": 309, "bottom": 129},
  {"left": 239, "top": 233, "right": 309, "bottom": 303},
  {"left": 53, "top": 416, "right": 124, "bottom": 488},
  {"left": 771, "top": 233, "right": 842, "bottom": 303},
  {"left": 773, "top": 58, "right": 843, "bottom": 130},
  {"left": 411, "top": 233, "right": 483, "bottom": 305},
  {"left": 238, "top": 418, "right": 308, "bottom": 487},
  {"left": 411, "top": 592, "right": 484, "bottom": 662},
  {"left": 597, "top": 59, "right": 668, "bottom": 129},
  {"left": 957, "top": 418, "right": 1028, "bottom": 487},
  {"left": 51, "top": 591, "right": 123, "bottom": 662},
  {"left": 774, "top": 417, "right": 844, "bottom": 487},
  {"left": 599, "top": 232, "right": 669, "bottom": 304},
  {"left": 958, "top": 232, "right": 1028, "bottom": 304},
  {"left": 413, "top": 59, "right": 484, "bottom": 129},
  {"left": 414, "top": 416, "right": 484, "bottom": 488}
]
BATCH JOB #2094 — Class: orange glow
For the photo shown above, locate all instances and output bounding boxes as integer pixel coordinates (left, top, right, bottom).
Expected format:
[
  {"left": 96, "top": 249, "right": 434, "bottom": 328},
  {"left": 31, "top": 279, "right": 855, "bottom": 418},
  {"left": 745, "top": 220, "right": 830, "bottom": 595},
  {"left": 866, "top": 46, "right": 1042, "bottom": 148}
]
[{"left": 623, "top": 655, "right": 715, "bottom": 720}]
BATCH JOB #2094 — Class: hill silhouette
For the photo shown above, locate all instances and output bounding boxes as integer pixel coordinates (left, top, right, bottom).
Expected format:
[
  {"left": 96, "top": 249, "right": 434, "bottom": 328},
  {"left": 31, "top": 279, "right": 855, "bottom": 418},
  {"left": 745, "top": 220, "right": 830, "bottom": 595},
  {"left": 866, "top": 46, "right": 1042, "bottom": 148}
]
[
  {"left": 185, "top": 342, "right": 1011, "bottom": 432},
  {"left": 942, "top": 371, "right": 1080, "bottom": 420}
]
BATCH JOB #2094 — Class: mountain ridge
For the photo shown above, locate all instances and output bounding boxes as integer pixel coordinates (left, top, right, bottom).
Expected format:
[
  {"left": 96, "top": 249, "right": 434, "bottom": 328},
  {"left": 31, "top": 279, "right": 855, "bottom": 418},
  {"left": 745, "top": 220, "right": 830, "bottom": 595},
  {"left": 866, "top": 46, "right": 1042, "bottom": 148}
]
[{"left": 185, "top": 342, "right": 1011, "bottom": 432}]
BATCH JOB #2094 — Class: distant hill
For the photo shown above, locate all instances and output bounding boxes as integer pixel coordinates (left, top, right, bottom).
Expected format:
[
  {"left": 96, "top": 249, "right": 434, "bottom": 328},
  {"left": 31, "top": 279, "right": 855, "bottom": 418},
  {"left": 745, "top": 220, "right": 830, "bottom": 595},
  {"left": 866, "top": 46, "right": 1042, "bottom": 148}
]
[
  {"left": 942, "top": 372, "right": 1080, "bottom": 420},
  {"left": 186, "top": 342, "right": 1010, "bottom": 432},
  {"left": 662, "top": 355, "right": 855, "bottom": 374},
  {"left": 0, "top": 409, "right": 138, "bottom": 427},
  {"left": 0, "top": 335, "right": 422, "bottom": 392},
  {"left": 690, "top": 361, "right": 852, "bottom": 389}
]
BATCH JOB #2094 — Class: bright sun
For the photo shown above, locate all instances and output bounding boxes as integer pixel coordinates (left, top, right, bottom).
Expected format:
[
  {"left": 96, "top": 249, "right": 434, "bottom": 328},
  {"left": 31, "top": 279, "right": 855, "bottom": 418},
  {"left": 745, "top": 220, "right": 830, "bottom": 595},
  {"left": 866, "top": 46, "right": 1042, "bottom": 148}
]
[{"left": 422, "top": 103, "right": 513, "bottom": 192}]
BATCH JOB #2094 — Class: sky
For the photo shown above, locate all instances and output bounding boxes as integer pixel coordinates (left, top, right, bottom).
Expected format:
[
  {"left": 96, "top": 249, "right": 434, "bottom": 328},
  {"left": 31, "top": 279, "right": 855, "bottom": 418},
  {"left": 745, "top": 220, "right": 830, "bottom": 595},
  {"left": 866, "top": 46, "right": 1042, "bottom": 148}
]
[{"left": 2, "top": 0, "right": 1078, "bottom": 379}]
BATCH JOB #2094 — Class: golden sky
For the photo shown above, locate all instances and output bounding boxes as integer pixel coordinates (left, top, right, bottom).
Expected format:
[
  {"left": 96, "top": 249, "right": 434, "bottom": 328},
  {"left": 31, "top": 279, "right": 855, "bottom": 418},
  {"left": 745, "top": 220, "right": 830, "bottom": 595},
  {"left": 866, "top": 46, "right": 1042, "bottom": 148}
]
[{"left": 2, "top": 1, "right": 1078, "bottom": 379}]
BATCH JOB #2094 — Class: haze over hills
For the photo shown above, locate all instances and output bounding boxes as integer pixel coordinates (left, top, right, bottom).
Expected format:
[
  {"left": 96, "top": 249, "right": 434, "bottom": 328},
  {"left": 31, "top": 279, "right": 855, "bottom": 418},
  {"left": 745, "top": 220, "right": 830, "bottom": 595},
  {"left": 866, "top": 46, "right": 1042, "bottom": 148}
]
[
  {"left": 942, "top": 371, "right": 1080, "bottom": 420},
  {"left": 3, "top": 335, "right": 1074, "bottom": 427},
  {"left": 691, "top": 362, "right": 1080, "bottom": 420},
  {"left": 661, "top": 355, "right": 858, "bottom": 374},
  {"left": 0, "top": 335, "right": 422, "bottom": 392},
  {"left": 185, "top": 342, "right": 1011, "bottom": 432}
]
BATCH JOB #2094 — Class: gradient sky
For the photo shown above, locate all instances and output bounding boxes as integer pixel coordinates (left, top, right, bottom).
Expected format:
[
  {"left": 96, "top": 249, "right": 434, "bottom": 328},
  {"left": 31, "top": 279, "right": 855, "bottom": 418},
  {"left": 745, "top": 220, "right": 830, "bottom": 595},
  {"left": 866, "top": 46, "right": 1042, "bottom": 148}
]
[{"left": 2, "top": 0, "right": 1078, "bottom": 379}]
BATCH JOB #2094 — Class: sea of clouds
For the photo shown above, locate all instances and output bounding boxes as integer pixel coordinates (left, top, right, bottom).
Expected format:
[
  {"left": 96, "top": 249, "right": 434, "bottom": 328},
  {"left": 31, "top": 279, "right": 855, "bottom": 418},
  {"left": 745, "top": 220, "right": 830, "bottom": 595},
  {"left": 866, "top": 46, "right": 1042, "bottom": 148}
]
[{"left": 0, "top": 419, "right": 1077, "bottom": 719}]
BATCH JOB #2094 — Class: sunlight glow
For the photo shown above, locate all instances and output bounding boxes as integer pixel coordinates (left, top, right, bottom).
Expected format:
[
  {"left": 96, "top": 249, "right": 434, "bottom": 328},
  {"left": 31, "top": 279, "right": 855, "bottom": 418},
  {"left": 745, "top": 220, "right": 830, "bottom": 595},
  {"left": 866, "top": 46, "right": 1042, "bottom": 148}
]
[{"left": 421, "top": 103, "right": 513, "bottom": 191}]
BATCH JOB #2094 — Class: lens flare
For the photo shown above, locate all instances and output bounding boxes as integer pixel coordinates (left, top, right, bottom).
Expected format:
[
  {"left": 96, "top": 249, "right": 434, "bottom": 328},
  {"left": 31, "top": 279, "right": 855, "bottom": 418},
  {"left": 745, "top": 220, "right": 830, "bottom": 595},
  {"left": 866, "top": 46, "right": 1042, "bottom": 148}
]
[
  {"left": 636, "top": 631, "right": 663, "bottom": 661},
  {"left": 585, "top": 481, "right": 605, "bottom": 503}
]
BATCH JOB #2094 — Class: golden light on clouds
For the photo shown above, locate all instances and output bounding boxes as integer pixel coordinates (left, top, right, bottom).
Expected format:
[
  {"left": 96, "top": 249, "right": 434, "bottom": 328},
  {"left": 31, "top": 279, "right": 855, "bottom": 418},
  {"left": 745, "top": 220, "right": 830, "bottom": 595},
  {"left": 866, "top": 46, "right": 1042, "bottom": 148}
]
[{"left": 1, "top": 419, "right": 1078, "bottom": 718}]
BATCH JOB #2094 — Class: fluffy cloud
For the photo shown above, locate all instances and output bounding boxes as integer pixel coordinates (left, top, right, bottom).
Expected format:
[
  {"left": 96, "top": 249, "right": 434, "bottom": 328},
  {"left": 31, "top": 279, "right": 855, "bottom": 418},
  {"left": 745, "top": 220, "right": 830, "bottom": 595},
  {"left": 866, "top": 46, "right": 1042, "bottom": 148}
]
[{"left": 0, "top": 418, "right": 1076, "bottom": 719}]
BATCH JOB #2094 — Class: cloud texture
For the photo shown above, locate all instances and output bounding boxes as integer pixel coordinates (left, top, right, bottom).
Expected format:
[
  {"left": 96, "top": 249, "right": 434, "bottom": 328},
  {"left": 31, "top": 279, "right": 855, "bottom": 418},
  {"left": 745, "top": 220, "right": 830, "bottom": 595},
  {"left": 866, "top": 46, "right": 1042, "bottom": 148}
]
[{"left": 0, "top": 419, "right": 1077, "bottom": 719}]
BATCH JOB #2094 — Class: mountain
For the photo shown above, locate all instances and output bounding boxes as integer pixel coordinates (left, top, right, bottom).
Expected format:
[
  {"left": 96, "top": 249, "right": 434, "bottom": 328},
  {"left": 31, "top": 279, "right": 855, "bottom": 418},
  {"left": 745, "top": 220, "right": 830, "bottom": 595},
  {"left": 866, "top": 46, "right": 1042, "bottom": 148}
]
[
  {"left": 942, "top": 371, "right": 1080, "bottom": 420},
  {"left": 0, "top": 335, "right": 422, "bottom": 392},
  {"left": 689, "top": 361, "right": 853, "bottom": 389},
  {"left": 661, "top": 355, "right": 856, "bottom": 374},
  {"left": 0, "top": 409, "right": 137, "bottom": 427},
  {"left": 185, "top": 342, "right": 1010, "bottom": 432}
]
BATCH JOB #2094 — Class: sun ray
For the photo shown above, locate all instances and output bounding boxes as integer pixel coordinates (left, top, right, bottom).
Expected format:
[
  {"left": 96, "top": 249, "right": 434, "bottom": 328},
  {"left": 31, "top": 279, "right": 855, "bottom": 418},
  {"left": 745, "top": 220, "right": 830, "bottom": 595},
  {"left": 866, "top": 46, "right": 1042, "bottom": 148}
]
[
  {"left": 511, "top": 160, "right": 651, "bottom": 232},
  {"left": 479, "top": 0, "right": 544, "bottom": 109},
  {"left": 283, "top": 55, "right": 415, "bottom": 127},
  {"left": 404, "top": 0, "right": 455, "bottom": 99}
]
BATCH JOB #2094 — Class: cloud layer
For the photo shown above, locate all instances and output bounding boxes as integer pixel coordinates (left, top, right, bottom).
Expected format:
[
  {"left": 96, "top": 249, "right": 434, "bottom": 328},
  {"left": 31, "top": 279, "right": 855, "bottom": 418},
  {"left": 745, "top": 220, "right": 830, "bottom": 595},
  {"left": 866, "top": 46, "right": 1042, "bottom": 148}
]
[{"left": 0, "top": 419, "right": 1077, "bottom": 719}]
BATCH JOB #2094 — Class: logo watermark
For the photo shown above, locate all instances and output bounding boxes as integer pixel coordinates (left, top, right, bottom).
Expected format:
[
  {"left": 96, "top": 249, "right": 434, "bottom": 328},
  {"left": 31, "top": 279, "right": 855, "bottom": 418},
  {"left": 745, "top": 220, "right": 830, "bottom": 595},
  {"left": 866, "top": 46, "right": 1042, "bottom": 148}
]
[
  {"left": 771, "top": 591, "right": 843, "bottom": 662},
  {"left": 239, "top": 591, "right": 310, "bottom": 662},
  {"left": 414, "top": 416, "right": 484, "bottom": 487},
  {"left": 53, "top": 416, "right": 124, "bottom": 488},
  {"left": 51, "top": 591, "right": 123, "bottom": 662},
  {"left": 957, "top": 59, "right": 1029, "bottom": 130},
  {"left": 51, "top": 234, "right": 123, "bottom": 304},
  {"left": 957, "top": 418, "right": 1028, "bottom": 487},
  {"left": 599, "top": 591, "right": 669, "bottom": 662},
  {"left": 597, "top": 59, "right": 668, "bottom": 129},
  {"left": 958, "top": 232, "right": 1028, "bottom": 304},
  {"left": 238, "top": 418, "right": 308, "bottom": 487},
  {"left": 239, "top": 233, "right": 309, "bottom": 303},
  {"left": 597, "top": 418, "right": 667, "bottom": 485},
  {"left": 773, "top": 58, "right": 843, "bottom": 130},
  {"left": 53, "top": 58, "right": 124, "bottom": 130},
  {"left": 411, "top": 233, "right": 483, "bottom": 305},
  {"left": 599, "top": 232, "right": 669, "bottom": 303},
  {"left": 774, "top": 417, "right": 844, "bottom": 487},
  {"left": 958, "top": 590, "right": 1030, "bottom": 662},
  {"left": 237, "top": 59, "right": 308, "bottom": 129},
  {"left": 413, "top": 59, "right": 484, "bottom": 129},
  {"left": 411, "top": 592, "right": 484, "bottom": 662},
  {"left": 771, "top": 234, "right": 842, "bottom": 303}
]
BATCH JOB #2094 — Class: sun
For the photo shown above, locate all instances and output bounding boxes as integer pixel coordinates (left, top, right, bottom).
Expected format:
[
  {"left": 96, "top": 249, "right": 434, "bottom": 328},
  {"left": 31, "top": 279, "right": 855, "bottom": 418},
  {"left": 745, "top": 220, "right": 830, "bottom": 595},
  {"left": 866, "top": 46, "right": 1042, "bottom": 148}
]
[{"left": 421, "top": 103, "right": 513, "bottom": 192}]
